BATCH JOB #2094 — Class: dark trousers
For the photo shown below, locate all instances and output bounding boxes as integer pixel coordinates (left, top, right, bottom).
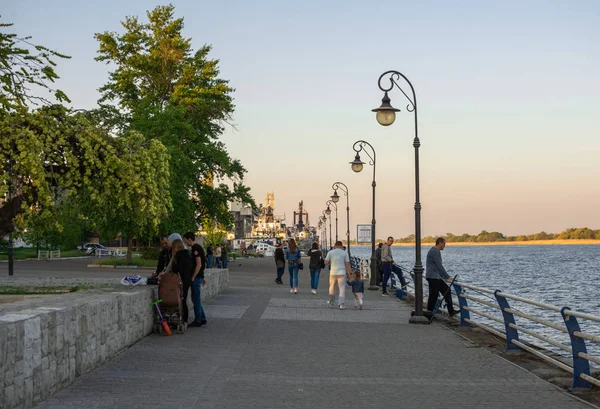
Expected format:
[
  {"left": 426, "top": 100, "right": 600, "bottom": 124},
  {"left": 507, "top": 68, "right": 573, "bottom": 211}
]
[
  {"left": 276, "top": 266, "right": 285, "bottom": 281},
  {"left": 381, "top": 263, "right": 393, "bottom": 293},
  {"left": 181, "top": 276, "right": 192, "bottom": 323},
  {"left": 426, "top": 278, "right": 455, "bottom": 313}
]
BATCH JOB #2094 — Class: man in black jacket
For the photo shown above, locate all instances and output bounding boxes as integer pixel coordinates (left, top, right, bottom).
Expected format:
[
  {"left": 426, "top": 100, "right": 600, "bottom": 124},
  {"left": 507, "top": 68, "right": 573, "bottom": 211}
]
[
  {"left": 274, "top": 243, "right": 285, "bottom": 284},
  {"left": 153, "top": 235, "right": 171, "bottom": 276}
]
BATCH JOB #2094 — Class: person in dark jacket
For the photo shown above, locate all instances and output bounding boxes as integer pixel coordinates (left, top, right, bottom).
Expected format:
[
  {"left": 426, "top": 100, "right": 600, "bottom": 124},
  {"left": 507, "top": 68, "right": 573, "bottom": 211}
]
[
  {"left": 170, "top": 239, "right": 194, "bottom": 324},
  {"left": 307, "top": 242, "right": 323, "bottom": 294},
  {"left": 154, "top": 235, "right": 171, "bottom": 277},
  {"left": 206, "top": 245, "right": 214, "bottom": 268},
  {"left": 347, "top": 271, "right": 365, "bottom": 309},
  {"left": 274, "top": 244, "right": 285, "bottom": 284},
  {"left": 184, "top": 232, "right": 207, "bottom": 327},
  {"left": 375, "top": 242, "right": 383, "bottom": 285}
]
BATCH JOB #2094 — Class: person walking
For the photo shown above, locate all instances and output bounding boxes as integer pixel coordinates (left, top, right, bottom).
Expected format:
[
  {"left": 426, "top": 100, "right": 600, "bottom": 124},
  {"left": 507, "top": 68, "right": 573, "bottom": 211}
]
[
  {"left": 285, "top": 239, "right": 302, "bottom": 294},
  {"left": 325, "top": 241, "right": 351, "bottom": 309},
  {"left": 307, "top": 242, "right": 324, "bottom": 294},
  {"left": 169, "top": 239, "right": 194, "bottom": 324},
  {"left": 274, "top": 243, "right": 285, "bottom": 284},
  {"left": 381, "top": 236, "right": 395, "bottom": 296},
  {"left": 206, "top": 245, "right": 214, "bottom": 268},
  {"left": 183, "top": 232, "right": 207, "bottom": 327},
  {"left": 375, "top": 242, "right": 383, "bottom": 286},
  {"left": 347, "top": 271, "right": 365, "bottom": 309},
  {"left": 426, "top": 237, "right": 458, "bottom": 317},
  {"left": 215, "top": 245, "right": 222, "bottom": 268}
]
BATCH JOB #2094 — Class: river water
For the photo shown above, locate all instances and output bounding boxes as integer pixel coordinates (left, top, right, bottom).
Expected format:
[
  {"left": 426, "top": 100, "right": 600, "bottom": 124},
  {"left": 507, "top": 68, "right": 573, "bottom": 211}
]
[{"left": 348, "top": 244, "right": 600, "bottom": 361}]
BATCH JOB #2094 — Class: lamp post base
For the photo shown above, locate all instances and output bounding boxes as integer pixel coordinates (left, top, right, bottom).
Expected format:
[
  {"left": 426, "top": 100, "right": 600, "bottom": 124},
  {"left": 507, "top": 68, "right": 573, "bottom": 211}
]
[{"left": 409, "top": 315, "right": 430, "bottom": 325}]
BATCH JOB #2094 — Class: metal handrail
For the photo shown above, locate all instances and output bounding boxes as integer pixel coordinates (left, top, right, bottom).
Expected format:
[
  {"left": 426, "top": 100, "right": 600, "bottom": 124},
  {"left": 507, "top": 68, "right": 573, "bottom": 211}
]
[
  {"left": 452, "top": 280, "right": 600, "bottom": 390},
  {"left": 495, "top": 291, "right": 562, "bottom": 312}
]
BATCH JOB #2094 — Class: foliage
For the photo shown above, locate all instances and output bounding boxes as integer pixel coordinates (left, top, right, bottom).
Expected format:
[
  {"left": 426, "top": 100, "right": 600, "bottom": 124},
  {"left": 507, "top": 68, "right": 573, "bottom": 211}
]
[
  {"left": 394, "top": 228, "right": 600, "bottom": 243},
  {"left": 202, "top": 219, "right": 227, "bottom": 248},
  {"left": 140, "top": 246, "right": 160, "bottom": 260},
  {"left": 0, "top": 106, "right": 171, "bottom": 256},
  {"left": 94, "top": 258, "right": 157, "bottom": 267},
  {"left": 0, "top": 20, "right": 70, "bottom": 111},
  {"left": 94, "top": 4, "right": 255, "bottom": 233}
]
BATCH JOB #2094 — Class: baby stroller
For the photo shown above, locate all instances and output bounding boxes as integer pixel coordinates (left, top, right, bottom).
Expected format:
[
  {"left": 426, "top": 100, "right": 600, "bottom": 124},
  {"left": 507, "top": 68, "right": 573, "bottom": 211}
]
[{"left": 155, "top": 272, "right": 187, "bottom": 334}]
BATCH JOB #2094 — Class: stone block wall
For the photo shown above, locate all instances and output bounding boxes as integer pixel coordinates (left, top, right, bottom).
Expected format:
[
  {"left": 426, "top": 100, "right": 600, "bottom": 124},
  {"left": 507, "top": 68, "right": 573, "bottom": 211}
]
[{"left": 0, "top": 268, "right": 228, "bottom": 409}]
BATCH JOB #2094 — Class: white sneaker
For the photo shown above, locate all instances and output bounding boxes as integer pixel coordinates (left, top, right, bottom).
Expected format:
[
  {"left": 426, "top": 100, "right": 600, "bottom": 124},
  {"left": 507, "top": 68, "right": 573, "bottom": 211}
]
[
  {"left": 311, "top": 289, "right": 316, "bottom": 294},
  {"left": 339, "top": 305, "right": 345, "bottom": 310},
  {"left": 290, "top": 289, "right": 294, "bottom": 293}
]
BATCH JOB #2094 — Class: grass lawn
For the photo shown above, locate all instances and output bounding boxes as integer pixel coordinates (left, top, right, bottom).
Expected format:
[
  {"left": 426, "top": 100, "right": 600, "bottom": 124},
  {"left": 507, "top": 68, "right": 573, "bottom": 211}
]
[
  {"left": 0, "top": 248, "right": 87, "bottom": 260},
  {"left": 94, "top": 258, "right": 157, "bottom": 267}
]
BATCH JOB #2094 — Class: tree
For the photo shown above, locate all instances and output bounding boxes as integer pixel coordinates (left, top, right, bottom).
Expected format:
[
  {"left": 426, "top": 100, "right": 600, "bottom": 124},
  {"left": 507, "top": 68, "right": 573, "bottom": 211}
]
[
  {"left": 0, "top": 20, "right": 70, "bottom": 112},
  {"left": 94, "top": 4, "right": 255, "bottom": 233}
]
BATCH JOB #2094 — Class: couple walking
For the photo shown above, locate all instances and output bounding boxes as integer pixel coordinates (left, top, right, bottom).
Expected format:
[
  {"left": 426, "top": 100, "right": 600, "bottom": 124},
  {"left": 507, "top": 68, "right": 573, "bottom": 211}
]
[{"left": 274, "top": 240, "right": 324, "bottom": 294}]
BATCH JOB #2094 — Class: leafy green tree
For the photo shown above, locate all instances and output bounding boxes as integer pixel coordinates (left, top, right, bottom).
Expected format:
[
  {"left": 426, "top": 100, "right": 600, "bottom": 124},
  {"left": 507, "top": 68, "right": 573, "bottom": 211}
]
[
  {"left": 94, "top": 4, "right": 255, "bottom": 233},
  {"left": 0, "top": 20, "right": 70, "bottom": 111}
]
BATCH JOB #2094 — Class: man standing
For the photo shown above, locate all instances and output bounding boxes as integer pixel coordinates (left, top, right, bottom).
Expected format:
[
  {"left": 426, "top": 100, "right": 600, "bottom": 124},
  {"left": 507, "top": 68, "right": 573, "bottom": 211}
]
[
  {"left": 154, "top": 235, "right": 171, "bottom": 277},
  {"left": 183, "top": 232, "right": 208, "bottom": 327},
  {"left": 324, "top": 241, "right": 351, "bottom": 309},
  {"left": 274, "top": 243, "right": 285, "bottom": 284},
  {"left": 381, "top": 236, "right": 395, "bottom": 296},
  {"left": 206, "top": 245, "right": 214, "bottom": 268},
  {"left": 426, "top": 237, "right": 458, "bottom": 317}
]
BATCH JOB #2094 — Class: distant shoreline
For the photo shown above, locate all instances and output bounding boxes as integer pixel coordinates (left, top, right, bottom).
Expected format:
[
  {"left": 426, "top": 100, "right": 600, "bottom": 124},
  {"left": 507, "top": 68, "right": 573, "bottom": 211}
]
[{"left": 384, "top": 239, "right": 600, "bottom": 247}]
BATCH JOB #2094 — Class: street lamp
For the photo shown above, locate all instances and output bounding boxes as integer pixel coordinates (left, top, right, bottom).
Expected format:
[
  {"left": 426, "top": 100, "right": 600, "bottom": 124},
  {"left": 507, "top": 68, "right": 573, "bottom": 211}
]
[
  {"left": 350, "top": 140, "right": 378, "bottom": 291},
  {"left": 321, "top": 211, "right": 331, "bottom": 249},
  {"left": 331, "top": 182, "right": 351, "bottom": 256},
  {"left": 324, "top": 204, "right": 333, "bottom": 249},
  {"left": 372, "top": 70, "right": 428, "bottom": 324},
  {"left": 326, "top": 200, "right": 338, "bottom": 243},
  {"left": 320, "top": 215, "right": 328, "bottom": 251}
]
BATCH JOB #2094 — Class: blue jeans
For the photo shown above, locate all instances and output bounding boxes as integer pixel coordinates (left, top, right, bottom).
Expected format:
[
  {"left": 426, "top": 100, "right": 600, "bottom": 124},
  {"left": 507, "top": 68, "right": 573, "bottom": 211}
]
[
  {"left": 191, "top": 277, "right": 207, "bottom": 323},
  {"left": 309, "top": 268, "right": 321, "bottom": 290},
  {"left": 288, "top": 264, "right": 299, "bottom": 288},
  {"left": 222, "top": 258, "right": 228, "bottom": 268},
  {"left": 216, "top": 257, "right": 222, "bottom": 268},
  {"left": 382, "top": 263, "right": 393, "bottom": 293},
  {"left": 392, "top": 264, "right": 407, "bottom": 288},
  {"left": 207, "top": 255, "right": 214, "bottom": 268},
  {"left": 276, "top": 266, "right": 285, "bottom": 281}
]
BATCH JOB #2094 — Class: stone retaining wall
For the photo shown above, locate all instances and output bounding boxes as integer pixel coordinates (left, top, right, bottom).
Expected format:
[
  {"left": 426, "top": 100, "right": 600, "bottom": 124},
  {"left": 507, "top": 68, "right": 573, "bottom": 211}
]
[{"left": 0, "top": 268, "right": 228, "bottom": 409}]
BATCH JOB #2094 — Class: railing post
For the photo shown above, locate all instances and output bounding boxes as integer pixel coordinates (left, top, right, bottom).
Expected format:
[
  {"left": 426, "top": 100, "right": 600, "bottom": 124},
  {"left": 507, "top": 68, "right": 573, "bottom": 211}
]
[
  {"left": 494, "top": 290, "right": 520, "bottom": 351},
  {"left": 560, "top": 307, "right": 592, "bottom": 390},
  {"left": 452, "top": 283, "right": 470, "bottom": 327}
]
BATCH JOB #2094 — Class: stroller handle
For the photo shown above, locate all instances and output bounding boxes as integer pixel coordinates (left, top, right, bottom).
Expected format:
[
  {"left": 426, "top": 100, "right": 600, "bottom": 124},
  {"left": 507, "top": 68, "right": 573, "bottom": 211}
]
[{"left": 149, "top": 299, "right": 164, "bottom": 306}]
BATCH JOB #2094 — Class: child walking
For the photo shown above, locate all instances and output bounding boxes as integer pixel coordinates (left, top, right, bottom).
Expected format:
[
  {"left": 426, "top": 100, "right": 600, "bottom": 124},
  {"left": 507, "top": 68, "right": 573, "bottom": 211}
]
[{"left": 347, "top": 271, "right": 365, "bottom": 310}]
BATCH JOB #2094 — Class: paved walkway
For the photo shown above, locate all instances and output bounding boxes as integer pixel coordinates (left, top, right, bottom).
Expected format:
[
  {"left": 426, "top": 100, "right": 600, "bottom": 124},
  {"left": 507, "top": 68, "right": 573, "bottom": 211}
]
[{"left": 33, "top": 258, "right": 593, "bottom": 409}]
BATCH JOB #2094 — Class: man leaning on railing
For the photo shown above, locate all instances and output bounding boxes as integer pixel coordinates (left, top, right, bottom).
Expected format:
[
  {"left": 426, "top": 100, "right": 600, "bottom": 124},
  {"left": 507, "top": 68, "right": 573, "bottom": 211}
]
[{"left": 425, "top": 237, "right": 459, "bottom": 317}]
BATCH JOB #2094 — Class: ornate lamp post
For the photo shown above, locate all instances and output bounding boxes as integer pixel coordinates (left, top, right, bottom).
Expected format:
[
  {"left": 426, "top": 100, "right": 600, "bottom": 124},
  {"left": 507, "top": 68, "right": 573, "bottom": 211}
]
[
  {"left": 325, "top": 204, "right": 334, "bottom": 248},
  {"left": 331, "top": 182, "right": 350, "bottom": 256},
  {"left": 372, "top": 70, "right": 428, "bottom": 324},
  {"left": 325, "top": 200, "right": 338, "bottom": 243},
  {"left": 350, "top": 140, "right": 378, "bottom": 291},
  {"left": 321, "top": 211, "right": 331, "bottom": 249},
  {"left": 320, "top": 215, "right": 328, "bottom": 251}
]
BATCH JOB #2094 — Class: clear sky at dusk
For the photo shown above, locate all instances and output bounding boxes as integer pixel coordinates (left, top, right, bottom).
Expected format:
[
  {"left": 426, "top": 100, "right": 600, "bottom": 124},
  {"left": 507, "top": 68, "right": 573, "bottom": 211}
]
[{"left": 4, "top": 0, "right": 599, "bottom": 239}]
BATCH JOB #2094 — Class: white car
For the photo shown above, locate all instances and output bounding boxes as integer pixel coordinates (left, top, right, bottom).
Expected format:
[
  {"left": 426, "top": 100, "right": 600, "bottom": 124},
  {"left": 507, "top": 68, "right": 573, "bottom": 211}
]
[{"left": 78, "top": 243, "right": 114, "bottom": 255}]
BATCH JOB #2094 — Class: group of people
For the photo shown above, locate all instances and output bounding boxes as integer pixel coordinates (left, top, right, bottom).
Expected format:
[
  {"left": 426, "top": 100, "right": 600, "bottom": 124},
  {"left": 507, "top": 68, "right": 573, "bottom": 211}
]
[
  {"left": 154, "top": 232, "right": 209, "bottom": 327},
  {"left": 206, "top": 244, "right": 228, "bottom": 269},
  {"left": 273, "top": 235, "right": 458, "bottom": 316},
  {"left": 273, "top": 239, "right": 365, "bottom": 310}
]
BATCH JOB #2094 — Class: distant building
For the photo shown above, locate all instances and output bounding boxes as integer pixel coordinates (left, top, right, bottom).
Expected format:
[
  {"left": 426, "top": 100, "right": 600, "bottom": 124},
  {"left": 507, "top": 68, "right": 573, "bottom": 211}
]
[{"left": 230, "top": 200, "right": 254, "bottom": 239}]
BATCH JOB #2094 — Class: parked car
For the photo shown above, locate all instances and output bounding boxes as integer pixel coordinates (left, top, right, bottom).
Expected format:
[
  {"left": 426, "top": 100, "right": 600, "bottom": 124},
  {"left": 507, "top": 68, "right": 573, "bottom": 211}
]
[{"left": 78, "top": 243, "right": 115, "bottom": 255}]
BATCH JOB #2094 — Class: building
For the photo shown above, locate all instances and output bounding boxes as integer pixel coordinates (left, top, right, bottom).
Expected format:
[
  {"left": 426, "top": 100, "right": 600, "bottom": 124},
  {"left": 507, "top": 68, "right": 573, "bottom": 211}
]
[{"left": 230, "top": 200, "right": 254, "bottom": 239}]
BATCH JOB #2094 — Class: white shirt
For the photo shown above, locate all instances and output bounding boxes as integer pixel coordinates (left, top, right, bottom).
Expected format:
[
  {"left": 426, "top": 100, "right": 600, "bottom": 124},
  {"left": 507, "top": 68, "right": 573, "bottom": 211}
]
[{"left": 325, "top": 248, "right": 349, "bottom": 276}]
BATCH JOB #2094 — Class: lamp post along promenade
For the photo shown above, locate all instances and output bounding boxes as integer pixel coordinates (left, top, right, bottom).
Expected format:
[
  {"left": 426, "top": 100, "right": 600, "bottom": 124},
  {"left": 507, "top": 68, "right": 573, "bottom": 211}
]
[
  {"left": 331, "top": 182, "right": 350, "bottom": 256},
  {"left": 326, "top": 200, "right": 338, "bottom": 243},
  {"left": 372, "top": 70, "right": 428, "bottom": 324},
  {"left": 350, "top": 140, "right": 378, "bottom": 291}
]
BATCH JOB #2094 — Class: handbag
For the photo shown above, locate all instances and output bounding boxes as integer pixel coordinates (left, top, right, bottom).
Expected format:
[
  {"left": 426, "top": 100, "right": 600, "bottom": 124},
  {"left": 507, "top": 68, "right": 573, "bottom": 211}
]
[
  {"left": 319, "top": 258, "right": 325, "bottom": 269},
  {"left": 299, "top": 262, "right": 304, "bottom": 270},
  {"left": 276, "top": 259, "right": 285, "bottom": 269}
]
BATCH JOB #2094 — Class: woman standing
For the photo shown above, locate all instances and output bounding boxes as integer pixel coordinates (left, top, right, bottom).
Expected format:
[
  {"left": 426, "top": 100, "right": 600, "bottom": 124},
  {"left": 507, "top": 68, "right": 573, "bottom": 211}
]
[
  {"left": 307, "top": 242, "right": 323, "bottom": 294},
  {"left": 285, "top": 239, "right": 302, "bottom": 294},
  {"left": 170, "top": 239, "right": 194, "bottom": 324}
]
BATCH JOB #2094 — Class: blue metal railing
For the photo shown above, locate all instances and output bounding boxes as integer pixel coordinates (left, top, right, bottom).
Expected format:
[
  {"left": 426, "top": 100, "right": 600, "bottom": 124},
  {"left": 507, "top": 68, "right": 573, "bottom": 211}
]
[{"left": 352, "top": 255, "right": 600, "bottom": 390}]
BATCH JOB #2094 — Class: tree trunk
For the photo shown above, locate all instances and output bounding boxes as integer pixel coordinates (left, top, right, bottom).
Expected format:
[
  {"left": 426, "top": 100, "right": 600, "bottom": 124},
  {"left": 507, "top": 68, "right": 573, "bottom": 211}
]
[{"left": 127, "top": 238, "right": 133, "bottom": 265}]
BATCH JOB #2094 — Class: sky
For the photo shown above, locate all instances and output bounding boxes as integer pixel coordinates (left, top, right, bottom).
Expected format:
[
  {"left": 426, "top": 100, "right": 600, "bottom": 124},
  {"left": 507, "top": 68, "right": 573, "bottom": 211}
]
[{"left": 4, "top": 0, "right": 600, "bottom": 239}]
